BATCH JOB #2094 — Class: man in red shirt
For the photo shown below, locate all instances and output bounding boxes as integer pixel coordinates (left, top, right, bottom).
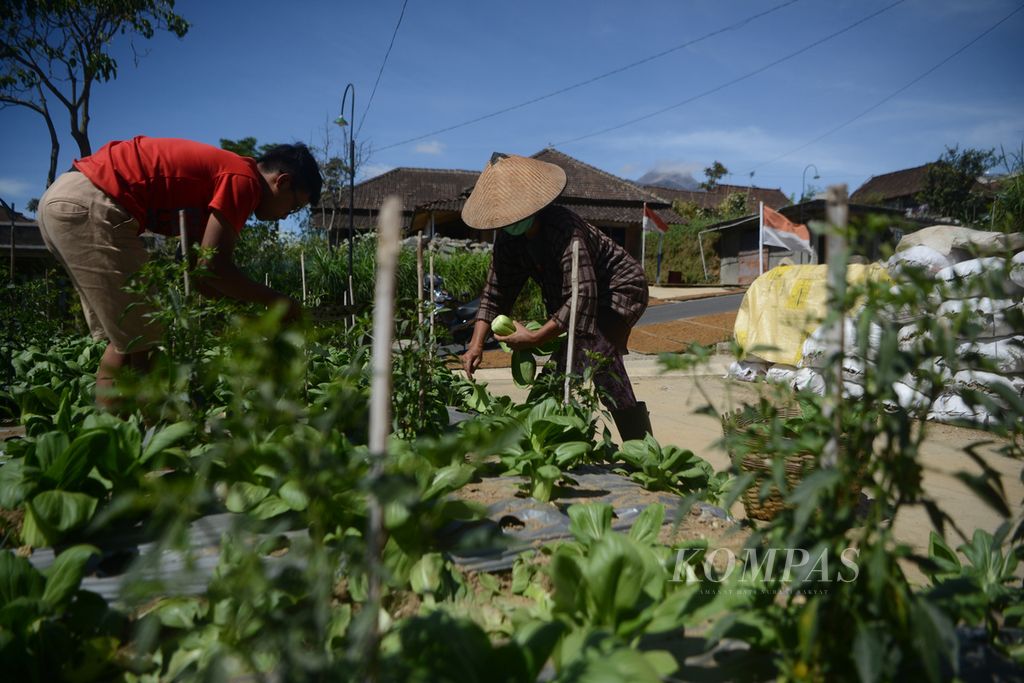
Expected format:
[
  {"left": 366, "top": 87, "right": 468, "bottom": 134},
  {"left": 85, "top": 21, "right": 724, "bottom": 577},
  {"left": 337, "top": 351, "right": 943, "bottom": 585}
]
[{"left": 36, "top": 136, "right": 322, "bottom": 407}]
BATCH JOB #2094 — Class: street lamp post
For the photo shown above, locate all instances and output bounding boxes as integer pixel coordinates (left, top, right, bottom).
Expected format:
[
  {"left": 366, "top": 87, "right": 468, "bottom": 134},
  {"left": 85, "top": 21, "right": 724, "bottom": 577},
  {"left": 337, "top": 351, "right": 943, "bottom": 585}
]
[
  {"left": 802, "top": 164, "right": 820, "bottom": 203},
  {"left": 335, "top": 83, "right": 356, "bottom": 310}
]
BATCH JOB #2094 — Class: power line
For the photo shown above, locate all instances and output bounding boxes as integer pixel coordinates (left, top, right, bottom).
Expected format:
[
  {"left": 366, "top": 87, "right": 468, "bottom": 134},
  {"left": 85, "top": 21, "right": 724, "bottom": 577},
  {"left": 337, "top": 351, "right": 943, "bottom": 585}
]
[
  {"left": 375, "top": 0, "right": 800, "bottom": 152},
  {"left": 746, "top": 1, "right": 1024, "bottom": 176},
  {"left": 554, "top": 0, "right": 907, "bottom": 147},
  {"left": 358, "top": 0, "right": 410, "bottom": 137}
]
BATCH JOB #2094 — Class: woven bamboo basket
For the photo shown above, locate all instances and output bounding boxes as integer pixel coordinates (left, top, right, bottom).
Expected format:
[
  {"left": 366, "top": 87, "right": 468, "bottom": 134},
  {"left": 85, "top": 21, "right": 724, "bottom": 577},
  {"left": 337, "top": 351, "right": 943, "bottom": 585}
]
[{"left": 720, "top": 405, "right": 861, "bottom": 522}]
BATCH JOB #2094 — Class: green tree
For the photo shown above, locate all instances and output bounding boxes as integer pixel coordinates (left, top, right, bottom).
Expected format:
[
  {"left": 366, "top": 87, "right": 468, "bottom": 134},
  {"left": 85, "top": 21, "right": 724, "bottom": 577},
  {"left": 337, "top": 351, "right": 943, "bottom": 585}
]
[
  {"left": 918, "top": 145, "right": 996, "bottom": 225},
  {"left": 699, "top": 160, "right": 728, "bottom": 191},
  {"left": 0, "top": 0, "right": 189, "bottom": 186},
  {"left": 990, "top": 144, "right": 1024, "bottom": 232},
  {"left": 219, "top": 136, "right": 279, "bottom": 160}
]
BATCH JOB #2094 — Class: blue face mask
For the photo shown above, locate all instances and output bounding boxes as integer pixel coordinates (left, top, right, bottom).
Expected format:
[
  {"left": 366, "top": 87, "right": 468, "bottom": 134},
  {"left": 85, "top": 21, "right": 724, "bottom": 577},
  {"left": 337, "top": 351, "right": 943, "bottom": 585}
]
[{"left": 503, "top": 216, "right": 534, "bottom": 236}]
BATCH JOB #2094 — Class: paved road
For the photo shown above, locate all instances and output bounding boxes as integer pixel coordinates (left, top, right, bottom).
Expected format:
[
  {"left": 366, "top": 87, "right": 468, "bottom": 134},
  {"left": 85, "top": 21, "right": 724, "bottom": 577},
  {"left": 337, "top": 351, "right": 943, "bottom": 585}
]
[{"left": 638, "top": 292, "right": 745, "bottom": 325}]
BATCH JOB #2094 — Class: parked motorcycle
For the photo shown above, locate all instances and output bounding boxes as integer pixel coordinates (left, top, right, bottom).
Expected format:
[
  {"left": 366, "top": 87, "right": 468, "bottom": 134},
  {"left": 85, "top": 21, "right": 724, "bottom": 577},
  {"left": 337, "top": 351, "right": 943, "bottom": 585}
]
[{"left": 424, "top": 274, "right": 479, "bottom": 346}]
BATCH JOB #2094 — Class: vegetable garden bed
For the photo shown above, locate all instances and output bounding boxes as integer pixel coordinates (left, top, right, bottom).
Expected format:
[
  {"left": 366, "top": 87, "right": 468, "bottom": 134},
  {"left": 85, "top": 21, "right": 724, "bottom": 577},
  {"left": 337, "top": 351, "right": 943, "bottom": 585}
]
[{"left": 1, "top": 221, "right": 1022, "bottom": 682}]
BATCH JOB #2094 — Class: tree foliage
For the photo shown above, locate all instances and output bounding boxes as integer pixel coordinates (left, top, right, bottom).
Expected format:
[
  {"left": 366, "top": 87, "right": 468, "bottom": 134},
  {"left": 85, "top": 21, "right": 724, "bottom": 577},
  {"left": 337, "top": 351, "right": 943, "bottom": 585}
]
[
  {"left": 990, "top": 144, "right": 1024, "bottom": 233},
  {"left": 218, "top": 136, "right": 279, "bottom": 160},
  {"left": 918, "top": 145, "right": 996, "bottom": 226},
  {"left": 0, "top": 0, "right": 189, "bottom": 186},
  {"left": 699, "top": 160, "right": 728, "bottom": 191}
]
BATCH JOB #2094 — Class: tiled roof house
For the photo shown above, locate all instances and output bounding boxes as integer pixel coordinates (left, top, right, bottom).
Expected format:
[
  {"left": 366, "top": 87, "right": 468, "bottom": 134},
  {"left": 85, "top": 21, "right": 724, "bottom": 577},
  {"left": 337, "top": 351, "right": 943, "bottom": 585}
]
[
  {"left": 314, "top": 148, "right": 684, "bottom": 262},
  {"left": 313, "top": 167, "right": 480, "bottom": 239},
  {"left": 410, "top": 148, "right": 682, "bottom": 260},
  {"left": 850, "top": 164, "right": 931, "bottom": 211}
]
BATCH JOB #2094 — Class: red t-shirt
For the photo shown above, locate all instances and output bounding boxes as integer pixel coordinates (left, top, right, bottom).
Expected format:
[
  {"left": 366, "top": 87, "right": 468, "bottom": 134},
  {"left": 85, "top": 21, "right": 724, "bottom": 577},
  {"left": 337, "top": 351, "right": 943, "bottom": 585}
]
[{"left": 74, "top": 136, "right": 262, "bottom": 238}]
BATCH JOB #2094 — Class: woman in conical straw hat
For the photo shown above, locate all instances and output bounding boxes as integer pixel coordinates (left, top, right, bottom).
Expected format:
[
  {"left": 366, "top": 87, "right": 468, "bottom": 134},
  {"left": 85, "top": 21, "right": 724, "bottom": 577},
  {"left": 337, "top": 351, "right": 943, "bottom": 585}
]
[{"left": 459, "top": 152, "right": 653, "bottom": 441}]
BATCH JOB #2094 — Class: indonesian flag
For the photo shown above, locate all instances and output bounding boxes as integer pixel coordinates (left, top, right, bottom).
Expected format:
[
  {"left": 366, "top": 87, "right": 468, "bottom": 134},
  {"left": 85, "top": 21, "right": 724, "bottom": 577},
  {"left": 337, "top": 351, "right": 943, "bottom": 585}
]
[
  {"left": 642, "top": 203, "right": 669, "bottom": 233},
  {"left": 761, "top": 205, "right": 812, "bottom": 253}
]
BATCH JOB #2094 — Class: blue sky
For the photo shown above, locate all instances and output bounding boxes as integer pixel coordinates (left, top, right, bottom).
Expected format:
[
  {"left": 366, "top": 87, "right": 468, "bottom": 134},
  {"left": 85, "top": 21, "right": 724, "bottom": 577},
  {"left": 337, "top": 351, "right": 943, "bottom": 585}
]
[{"left": 2, "top": 0, "right": 1022, "bottom": 220}]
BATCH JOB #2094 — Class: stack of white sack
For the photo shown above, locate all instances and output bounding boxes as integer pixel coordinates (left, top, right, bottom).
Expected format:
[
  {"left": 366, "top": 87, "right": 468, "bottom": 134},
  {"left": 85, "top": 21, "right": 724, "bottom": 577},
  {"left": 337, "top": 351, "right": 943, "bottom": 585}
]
[
  {"left": 793, "top": 316, "right": 875, "bottom": 399},
  {"left": 885, "top": 226, "right": 1024, "bottom": 427},
  {"left": 722, "top": 229, "right": 1023, "bottom": 429},
  {"left": 725, "top": 358, "right": 770, "bottom": 383}
]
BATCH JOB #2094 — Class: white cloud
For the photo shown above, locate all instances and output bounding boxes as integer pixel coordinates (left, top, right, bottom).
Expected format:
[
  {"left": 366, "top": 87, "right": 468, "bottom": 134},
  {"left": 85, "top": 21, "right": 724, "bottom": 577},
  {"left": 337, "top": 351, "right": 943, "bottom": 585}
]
[
  {"left": 0, "top": 177, "right": 33, "bottom": 198},
  {"left": 414, "top": 140, "right": 444, "bottom": 155},
  {"left": 645, "top": 160, "right": 703, "bottom": 176}
]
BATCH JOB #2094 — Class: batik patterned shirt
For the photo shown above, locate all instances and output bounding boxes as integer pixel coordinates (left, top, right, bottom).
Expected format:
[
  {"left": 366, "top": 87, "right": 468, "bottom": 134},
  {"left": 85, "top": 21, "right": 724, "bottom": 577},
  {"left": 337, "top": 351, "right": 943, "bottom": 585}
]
[{"left": 476, "top": 205, "right": 648, "bottom": 345}]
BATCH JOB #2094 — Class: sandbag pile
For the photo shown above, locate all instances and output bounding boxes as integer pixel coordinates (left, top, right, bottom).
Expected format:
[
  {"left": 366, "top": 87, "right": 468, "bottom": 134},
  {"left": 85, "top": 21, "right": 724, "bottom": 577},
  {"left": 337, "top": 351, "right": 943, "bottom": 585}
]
[
  {"left": 726, "top": 225, "right": 1024, "bottom": 429},
  {"left": 886, "top": 227, "right": 1024, "bottom": 426}
]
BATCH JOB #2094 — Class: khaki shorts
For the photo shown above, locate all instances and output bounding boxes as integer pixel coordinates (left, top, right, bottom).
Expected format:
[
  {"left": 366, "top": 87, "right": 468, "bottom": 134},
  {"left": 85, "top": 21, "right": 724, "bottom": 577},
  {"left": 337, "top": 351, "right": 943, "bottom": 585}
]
[{"left": 37, "top": 171, "right": 162, "bottom": 353}]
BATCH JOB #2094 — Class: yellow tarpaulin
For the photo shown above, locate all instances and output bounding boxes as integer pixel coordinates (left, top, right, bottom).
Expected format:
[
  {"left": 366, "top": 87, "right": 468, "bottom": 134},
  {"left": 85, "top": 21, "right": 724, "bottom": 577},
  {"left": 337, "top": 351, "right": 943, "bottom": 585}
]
[{"left": 733, "top": 264, "right": 890, "bottom": 366}]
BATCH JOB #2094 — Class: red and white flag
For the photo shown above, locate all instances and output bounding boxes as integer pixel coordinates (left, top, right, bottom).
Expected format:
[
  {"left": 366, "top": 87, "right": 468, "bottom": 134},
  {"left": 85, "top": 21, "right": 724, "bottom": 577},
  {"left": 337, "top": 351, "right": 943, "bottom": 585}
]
[
  {"left": 761, "top": 205, "right": 811, "bottom": 253},
  {"left": 642, "top": 203, "right": 669, "bottom": 233}
]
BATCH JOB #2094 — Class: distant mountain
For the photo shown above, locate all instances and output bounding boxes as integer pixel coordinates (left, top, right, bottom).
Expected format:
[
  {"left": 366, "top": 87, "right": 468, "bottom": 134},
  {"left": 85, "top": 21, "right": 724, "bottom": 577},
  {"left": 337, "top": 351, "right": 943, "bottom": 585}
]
[{"left": 635, "top": 169, "right": 701, "bottom": 190}]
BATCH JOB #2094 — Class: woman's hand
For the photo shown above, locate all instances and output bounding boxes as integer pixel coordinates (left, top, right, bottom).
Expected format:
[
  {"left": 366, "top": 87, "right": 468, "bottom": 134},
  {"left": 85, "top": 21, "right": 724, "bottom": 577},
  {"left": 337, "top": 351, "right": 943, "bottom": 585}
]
[{"left": 493, "top": 320, "right": 539, "bottom": 351}]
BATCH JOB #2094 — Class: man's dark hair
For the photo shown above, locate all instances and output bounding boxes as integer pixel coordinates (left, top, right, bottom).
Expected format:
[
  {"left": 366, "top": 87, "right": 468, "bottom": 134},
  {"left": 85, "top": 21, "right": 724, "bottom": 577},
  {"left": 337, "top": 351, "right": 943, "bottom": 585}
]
[{"left": 258, "top": 143, "right": 323, "bottom": 205}]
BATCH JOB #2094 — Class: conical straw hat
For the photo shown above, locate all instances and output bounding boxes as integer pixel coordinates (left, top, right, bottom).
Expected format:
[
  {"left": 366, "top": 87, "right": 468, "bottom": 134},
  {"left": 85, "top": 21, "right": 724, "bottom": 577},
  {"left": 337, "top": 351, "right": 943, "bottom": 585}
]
[{"left": 462, "top": 153, "right": 567, "bottom": 229}]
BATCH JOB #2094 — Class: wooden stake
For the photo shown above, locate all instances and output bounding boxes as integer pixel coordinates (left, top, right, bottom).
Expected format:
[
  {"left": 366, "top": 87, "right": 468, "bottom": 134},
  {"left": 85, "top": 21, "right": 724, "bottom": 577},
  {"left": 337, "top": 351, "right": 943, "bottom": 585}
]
[
  {"left": 428, "top": 252, "right": 436, "bottom": 346},
  {"left": 416, "top": 230, "right": 424, "bottom": 326},
  {"left": 822, "top": 184, "right": 849, "bottom": 468},
  {"left": 178, "top": 210, "right": 190, "bottom": 297},
  {"left": 364, "top": 195, "right": 402, "bottom": 675},
  {"left": 564, "top": 239, "right": 580, "bottom": 405},
  {"left": 300, "top": 250, "right": 307, "bottom": 305}
]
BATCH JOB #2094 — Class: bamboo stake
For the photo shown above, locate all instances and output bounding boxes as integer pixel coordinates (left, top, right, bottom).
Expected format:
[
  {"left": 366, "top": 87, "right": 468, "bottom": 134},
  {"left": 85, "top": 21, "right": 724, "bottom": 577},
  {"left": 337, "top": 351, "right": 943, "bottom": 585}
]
[
  {"left": 428, "top": 252, "right": 436, "bottom": 347},
  {"left": 822, "top": 184, "right": 849, "bottom": 469},
  {"left": 564, "top": 239, "right": 580, "bottom": 405},
  {"left": 363, "top": 195, "right": 402, "bottom": 679},
  {"left": 300, "top": 250, "right": 307, "bottom": 305},
  {"left": 416, "top": 230, "right": 424, "bottom": 326},
  {"left": 178, "top": 210, "right": 190, "bottom": 297}
]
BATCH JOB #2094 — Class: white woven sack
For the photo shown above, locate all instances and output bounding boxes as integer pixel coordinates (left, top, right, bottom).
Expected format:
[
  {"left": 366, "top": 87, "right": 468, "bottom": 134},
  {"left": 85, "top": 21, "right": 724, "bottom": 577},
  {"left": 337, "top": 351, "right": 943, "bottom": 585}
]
[
  {"left": 888, "top": 244, "right": 954, "bottom": 276},
  {"left": 1011, "top": 251, "right": 1024, "bottom": 289},
  {"left": 791, "top": 367, "right": 825, "bottom": 395},
  {"left": 726, "top": 360, "right": 768, "bottom": 383},
  {"left": 927, "top": 391, "right": 998, "bottom": 427},
  {"left": 955, "top": 335, "right": 1024, "bottom": 374},
  {"left": 880, "top": 284, "right": 933, "bottom": 324},
  {"left": 897, "top": 323, "right": 933, "bottom": 352},
  {"left": 951, "top": 370, "right": 1024, "bottom": 402},
  {"left": 888, "top": 380, "right": 931, "bottom": 414},
  {"left": 765, "top": 364, "right": 799, "bottom": 385},
  {"left": 800, "top": 318, "right": 857, "bottom": 368},
  {"left": 937, "top": 298, "right": 1021, "bottom": 339},
  {"left": 936, "top": 256, "right": 1024, "bottom": 299}
]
